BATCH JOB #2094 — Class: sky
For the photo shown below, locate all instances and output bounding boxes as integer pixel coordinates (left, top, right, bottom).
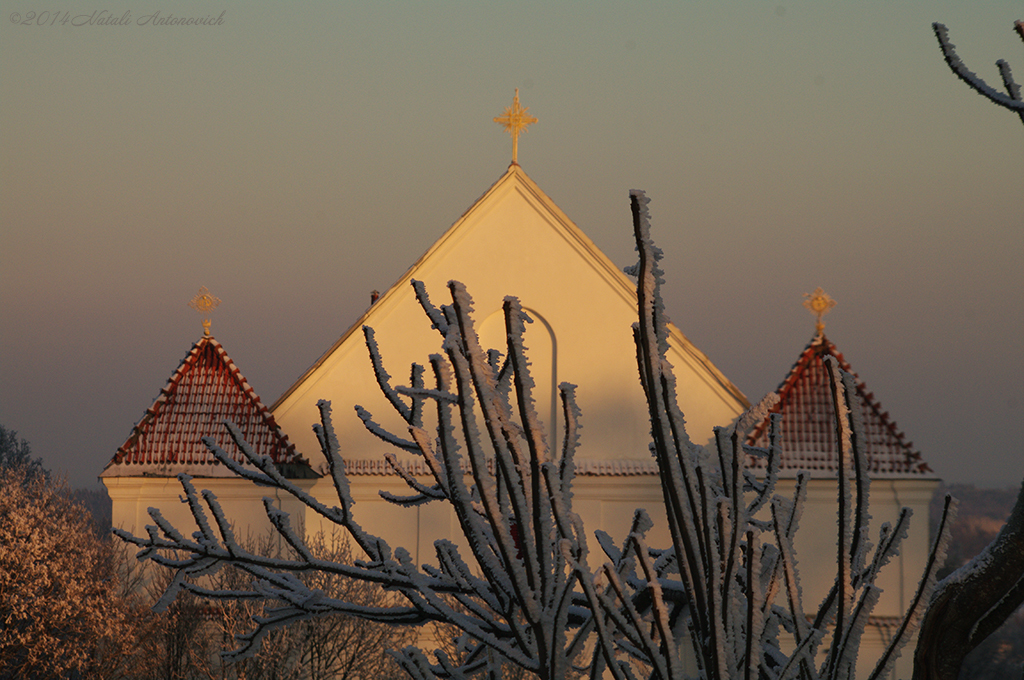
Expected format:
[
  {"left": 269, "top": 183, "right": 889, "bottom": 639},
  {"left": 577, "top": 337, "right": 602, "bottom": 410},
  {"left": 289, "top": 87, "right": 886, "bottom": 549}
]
[{"left": 1, "top": 1, "right": 1021, "bottom": 490}]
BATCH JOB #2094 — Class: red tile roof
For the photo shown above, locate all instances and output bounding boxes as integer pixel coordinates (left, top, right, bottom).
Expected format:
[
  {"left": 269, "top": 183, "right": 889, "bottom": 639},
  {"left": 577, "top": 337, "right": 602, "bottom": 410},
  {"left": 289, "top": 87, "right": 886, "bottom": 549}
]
[
  {"left": 746, "top": 334, "right": 931, "bottom": 475},
  {"left": 103, "top": 336, "right": 310, "bottom": 478}
]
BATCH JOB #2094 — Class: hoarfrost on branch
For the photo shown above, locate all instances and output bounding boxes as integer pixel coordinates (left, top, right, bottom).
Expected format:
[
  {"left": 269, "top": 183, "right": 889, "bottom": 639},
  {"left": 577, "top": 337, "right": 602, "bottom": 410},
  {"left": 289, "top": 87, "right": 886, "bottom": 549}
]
[
  {"left": 932, "top": 21, "right": 1024, "bottom": 125},
  {"left": 117, "top": 194, "right": 959, "bottom": 680}
]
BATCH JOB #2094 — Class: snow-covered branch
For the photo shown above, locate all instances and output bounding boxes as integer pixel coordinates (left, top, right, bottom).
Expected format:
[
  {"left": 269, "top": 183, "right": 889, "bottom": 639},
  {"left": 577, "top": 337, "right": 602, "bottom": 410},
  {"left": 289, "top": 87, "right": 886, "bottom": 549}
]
[
  {"left": 115, "top": 191, "right": 965, "bottom": 680},
  {"left": 628, "top": 190, "right": 954, "bottom": 680}
]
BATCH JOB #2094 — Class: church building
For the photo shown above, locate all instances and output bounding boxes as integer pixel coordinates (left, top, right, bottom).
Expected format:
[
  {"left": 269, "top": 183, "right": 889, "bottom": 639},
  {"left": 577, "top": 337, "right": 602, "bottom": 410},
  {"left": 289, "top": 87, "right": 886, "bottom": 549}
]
[{"left": 101, "top": 93, "right": 938, "bottom": 680}]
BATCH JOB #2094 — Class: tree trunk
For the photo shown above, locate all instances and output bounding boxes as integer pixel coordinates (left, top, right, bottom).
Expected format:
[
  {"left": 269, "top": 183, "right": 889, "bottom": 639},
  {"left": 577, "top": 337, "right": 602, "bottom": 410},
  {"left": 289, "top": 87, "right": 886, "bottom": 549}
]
[{"left": 913, "top": 480, "right": 1024, "bottom": 679}]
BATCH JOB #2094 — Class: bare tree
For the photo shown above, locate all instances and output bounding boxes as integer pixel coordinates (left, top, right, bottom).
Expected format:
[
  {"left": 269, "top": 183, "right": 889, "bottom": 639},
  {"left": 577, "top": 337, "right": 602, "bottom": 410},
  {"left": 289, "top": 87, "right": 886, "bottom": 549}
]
[
  {"left": 911, "top": 21, "right": 1024, "bottom": 679},
  {"left": 144, "top": 576, "right": 219, "bottom": 680},
  {"left": 287, "top": 531, "right": 414, "bottom": 680},
  {"left": 119, "top": 282, "right": 604, "bottom": 680},
  {"left": 578, "top": 193, "right": 954, "bottom": 680},
  {"left": 212, "top": 531, "right": 413, "bottom": 680},
  {"left": 932, "top": 21, "right": 1024, "bottom": 124}
]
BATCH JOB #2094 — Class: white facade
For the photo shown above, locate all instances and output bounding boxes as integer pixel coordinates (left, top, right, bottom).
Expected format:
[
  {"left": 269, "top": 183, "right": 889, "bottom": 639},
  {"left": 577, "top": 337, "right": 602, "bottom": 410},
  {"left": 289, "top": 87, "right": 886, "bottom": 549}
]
[{"left": 269, "top": 163, "right": 750, "bottom": 552}]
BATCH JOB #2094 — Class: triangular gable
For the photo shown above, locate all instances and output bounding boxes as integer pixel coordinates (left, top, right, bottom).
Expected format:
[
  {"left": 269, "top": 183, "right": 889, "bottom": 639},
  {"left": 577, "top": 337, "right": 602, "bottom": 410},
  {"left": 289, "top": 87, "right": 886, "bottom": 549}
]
[
  {"left": 747, "top": 334, "right": 931, "bottom": 476},
  {"left": 103, "top": 335, "right": 311, "bottom": 478},
  {"left": 272, "top": 164, "right": 748, "bottom": 465}
]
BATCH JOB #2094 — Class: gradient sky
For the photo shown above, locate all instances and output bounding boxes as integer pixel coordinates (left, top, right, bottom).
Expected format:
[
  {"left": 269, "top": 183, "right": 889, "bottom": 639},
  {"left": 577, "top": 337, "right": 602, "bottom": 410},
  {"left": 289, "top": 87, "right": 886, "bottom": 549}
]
[{"left": 2, "top": 1, "right": 1021, "bottom": 490}]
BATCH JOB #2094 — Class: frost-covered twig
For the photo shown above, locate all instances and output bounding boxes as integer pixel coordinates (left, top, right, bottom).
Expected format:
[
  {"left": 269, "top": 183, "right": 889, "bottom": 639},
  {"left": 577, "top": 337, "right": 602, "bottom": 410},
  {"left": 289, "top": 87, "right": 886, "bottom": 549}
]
[
  {"left": 117, "top": 191, "right": 958, "bottom": 680},
  {"left": 932, "top": 22, "right": 1024, "bottom": 125},
  {"left": 628, "top": 191, "right": 945, "bottom": 680},
  {"left": 126, "top": 274, "right": 604, "bottom": 679}
]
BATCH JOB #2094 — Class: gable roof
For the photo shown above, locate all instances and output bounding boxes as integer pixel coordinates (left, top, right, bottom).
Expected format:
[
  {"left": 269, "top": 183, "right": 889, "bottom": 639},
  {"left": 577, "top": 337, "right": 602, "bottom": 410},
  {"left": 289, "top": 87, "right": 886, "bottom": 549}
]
[
  {"left": 746, "top": 333, "right": 931, "bottom": 476},
  {"left": 270, "top": 164, "right": 749, "bottom": 465},
  {"left": 272, "top": 163, "right": 746, "bottom": 416},
  {"left": 102, "top": 335, "right": 313, "bottom": 478}
]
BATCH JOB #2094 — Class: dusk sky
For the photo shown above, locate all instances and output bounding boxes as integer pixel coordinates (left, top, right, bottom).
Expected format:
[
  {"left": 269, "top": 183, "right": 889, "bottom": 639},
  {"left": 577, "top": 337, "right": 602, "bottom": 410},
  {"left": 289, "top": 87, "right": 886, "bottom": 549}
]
[{"left": 2, "top": 1, "right": 1021, "bottom": 490}]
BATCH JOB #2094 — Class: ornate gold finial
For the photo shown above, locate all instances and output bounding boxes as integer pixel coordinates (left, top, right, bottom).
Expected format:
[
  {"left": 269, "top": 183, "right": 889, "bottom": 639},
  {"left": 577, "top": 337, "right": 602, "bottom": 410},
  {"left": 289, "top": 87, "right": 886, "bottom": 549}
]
[
  {"left": 493, "top": 88, "right": 538, "bottom": 164},
  {"left": 188, "top": 286, "right": 221, "bottom": 336},
  {"left": 803, "top": 287, "right": 836, "bottom": 335}
]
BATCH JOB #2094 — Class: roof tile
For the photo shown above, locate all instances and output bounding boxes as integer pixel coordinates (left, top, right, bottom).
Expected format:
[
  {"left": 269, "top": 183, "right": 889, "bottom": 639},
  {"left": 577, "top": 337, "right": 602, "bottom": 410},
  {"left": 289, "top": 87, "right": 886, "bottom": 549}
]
[
  {"left": 102, "top": 336, "right": 310, "bottom": 477},
  {"left": 746, "top": 334, "right": 931, "bottom": 475}
]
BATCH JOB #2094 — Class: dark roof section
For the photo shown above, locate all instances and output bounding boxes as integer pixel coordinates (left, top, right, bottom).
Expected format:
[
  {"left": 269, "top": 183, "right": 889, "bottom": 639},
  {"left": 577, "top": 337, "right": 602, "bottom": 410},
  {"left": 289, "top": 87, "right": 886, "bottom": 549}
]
[
  {"left": 746, "top": 334, "right": 931, "bottom": 475},
  {"left": 103, "top": 336, "right": 315, "bottom": 478}
]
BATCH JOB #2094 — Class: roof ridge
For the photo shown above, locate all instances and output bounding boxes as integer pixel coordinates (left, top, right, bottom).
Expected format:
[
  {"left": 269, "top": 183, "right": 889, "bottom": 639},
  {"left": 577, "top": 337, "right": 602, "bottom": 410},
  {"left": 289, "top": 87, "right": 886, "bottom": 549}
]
[
  {"left": 103, "top": 335, "right": 311, "bottom": 478},
  {"left": 746, "top": 334, "right": 931, "bottom": 475},
  {"left": 270, "top": 165, "right": 748, "bottom": 415}
]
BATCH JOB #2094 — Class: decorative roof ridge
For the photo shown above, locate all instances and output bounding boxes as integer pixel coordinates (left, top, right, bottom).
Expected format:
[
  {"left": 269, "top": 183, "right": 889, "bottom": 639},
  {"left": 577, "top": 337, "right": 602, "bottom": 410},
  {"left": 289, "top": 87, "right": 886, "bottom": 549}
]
[
  {"left": 113, "top": 335, "right": 209, "bottom": 463},
  {"left": 104, "top": 335, "right": 309, "bottom": 475},
  {"left": 747, "top": 333, "right": 851, "bottom": 440},
  {"left": 746, "top": 333, "right": 931, "bottom": 475}
]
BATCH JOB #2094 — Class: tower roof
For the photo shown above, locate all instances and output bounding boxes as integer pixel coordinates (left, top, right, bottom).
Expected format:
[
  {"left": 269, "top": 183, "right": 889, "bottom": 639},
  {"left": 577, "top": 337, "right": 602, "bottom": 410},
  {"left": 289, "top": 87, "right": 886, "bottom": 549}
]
[
  {"left": 102, "top": 335, "right": 313, "bottom": 478},
  {"left": 746, "top": 334, "right": 931, "bottom": 476}
]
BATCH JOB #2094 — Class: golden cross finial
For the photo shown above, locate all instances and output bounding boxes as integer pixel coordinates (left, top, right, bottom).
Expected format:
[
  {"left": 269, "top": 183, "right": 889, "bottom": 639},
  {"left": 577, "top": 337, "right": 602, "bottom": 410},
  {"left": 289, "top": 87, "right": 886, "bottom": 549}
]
[
  {"left": 493, "top": 88, "right": 538, "bottom": 164},
  {"left": 188, "top": 286, "right": 221, "bottom": 336},
  {"left": 803, "top": 287, "right": 836, "bottom": 335}
]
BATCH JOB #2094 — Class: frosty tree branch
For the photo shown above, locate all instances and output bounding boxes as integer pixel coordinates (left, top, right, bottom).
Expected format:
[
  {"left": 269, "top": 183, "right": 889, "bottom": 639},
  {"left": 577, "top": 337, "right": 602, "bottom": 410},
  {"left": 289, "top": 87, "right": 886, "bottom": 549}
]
[
  {"left": 117, "top": 281, "right": 616, "bottom": 680},
  {"left": 117, "top": 193, "right": 964, "bottom": 680},
  {"left": 624, "top": 191, "right": 955, "bottom": 680},
  {"left": 908, "top": 20, "right": 1024, "bottom": 679},
  {"left": 932, "top": 22, "right": 1024, "bottom": 125},
  {"left": 912, "top": 483, "right": 1024, "bottom": 680}
]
